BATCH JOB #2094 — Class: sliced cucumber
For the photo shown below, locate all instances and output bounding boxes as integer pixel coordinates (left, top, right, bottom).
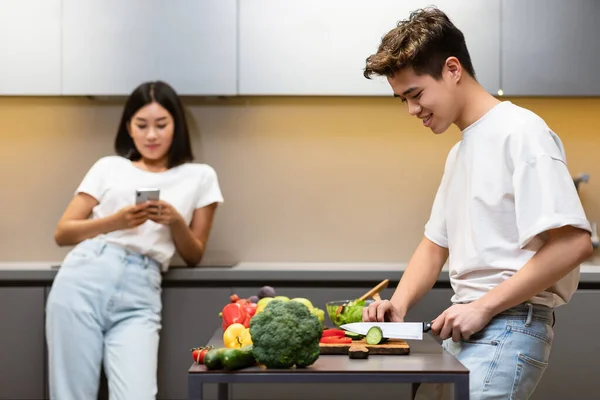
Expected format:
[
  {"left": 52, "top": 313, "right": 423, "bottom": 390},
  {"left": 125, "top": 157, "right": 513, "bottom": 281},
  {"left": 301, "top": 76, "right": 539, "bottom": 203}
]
[
  {"left": 365, "top": 326, "right": 384, "bottom": 345},
  {"left": 344, "top": 331, "right": 364, "bottom": 340}
]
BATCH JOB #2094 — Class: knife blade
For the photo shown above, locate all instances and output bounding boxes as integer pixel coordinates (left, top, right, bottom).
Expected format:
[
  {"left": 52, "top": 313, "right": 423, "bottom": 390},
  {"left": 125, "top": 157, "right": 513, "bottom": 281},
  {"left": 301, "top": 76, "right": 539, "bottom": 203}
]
[{"left": 340, "top": 322, "right": 432, "bottom": 340}]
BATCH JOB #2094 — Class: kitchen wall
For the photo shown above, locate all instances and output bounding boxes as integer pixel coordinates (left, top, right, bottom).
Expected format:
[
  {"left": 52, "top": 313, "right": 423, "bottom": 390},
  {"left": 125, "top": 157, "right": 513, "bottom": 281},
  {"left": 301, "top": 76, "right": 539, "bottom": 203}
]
[{"left": 1, "top": 96, "right": 598, "bottom": 264}]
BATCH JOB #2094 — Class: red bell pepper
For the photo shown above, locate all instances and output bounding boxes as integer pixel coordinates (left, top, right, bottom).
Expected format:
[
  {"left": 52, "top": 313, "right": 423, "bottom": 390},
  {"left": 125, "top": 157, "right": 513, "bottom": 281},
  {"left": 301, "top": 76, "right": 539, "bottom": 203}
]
[
  {"left": 322, "top": 328, "right": 346, "bottom": 338},
  {"left": 221, "top": 303, "right": 248, "bottom": 331},
  {"left": 320, "top": 336, "right": 353, "bottom": 344},
  {"left": 244, "top": 302, "right": 257, "bottom": 317}
]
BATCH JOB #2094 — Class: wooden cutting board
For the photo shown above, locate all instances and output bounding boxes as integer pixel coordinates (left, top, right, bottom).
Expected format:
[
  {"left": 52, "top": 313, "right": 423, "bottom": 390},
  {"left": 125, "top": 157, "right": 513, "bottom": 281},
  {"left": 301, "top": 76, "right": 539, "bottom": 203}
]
[{"left": 320, "top": 338, "right": 410, "bottom": 356}]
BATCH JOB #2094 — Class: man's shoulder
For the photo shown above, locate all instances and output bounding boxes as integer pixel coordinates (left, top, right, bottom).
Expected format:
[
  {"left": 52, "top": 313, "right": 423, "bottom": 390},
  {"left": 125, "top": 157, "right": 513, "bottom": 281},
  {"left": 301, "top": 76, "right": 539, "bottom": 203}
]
[
  {"left": 499, "top": 102, "right": 550, "bottom": 136},
  {"left": 498, "top": 104, "right": 566, "bottom": 162}
]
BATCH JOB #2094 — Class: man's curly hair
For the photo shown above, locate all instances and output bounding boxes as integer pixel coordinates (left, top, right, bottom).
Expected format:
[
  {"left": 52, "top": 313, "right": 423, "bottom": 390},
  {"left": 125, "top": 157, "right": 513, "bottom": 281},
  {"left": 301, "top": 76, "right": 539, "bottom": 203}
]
[{"left": 364, "top": 7, "right": 476, "bottom": 80}]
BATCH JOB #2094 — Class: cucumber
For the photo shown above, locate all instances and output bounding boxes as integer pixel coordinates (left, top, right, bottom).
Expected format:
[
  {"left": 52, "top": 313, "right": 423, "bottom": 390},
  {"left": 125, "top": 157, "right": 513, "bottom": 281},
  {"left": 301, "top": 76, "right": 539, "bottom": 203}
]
[
  {"left": 203, "top": 348, "right": 224, "bottom": 370},
  {"left": 221, "top": 345, "right": 256, "bottom": 370},
  {"left": 365, "top": 326, "right": 384, "bottom": 345},
  {"left": 344, "top": 331, "right": 365, "bottom": 340},
  {"left": 204, "top": 346, "right": 256, "bottom": 371}
]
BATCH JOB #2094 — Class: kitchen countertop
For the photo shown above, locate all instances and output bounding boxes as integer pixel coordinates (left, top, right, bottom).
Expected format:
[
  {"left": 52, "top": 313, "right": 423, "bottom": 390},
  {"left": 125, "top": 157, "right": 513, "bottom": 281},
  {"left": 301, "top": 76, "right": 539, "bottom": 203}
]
[{"left": 1, "top": 259, "right": 600, "bottom": 285}]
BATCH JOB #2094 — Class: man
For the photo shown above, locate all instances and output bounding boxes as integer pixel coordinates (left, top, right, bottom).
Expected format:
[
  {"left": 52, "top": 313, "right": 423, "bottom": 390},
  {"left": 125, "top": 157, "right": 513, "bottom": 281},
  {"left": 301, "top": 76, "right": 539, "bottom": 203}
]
[{"left": 361, "top": 7, "right": 593, "bottom": 399}]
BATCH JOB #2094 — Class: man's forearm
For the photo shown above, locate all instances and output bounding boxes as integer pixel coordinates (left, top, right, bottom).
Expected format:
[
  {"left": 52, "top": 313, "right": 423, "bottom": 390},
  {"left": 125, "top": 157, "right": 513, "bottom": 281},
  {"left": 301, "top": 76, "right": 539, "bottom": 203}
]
[
  {"left": 390, "top": 237, "right": 449, "bottom": 317},
  {"left": 476, "top": 226, "right": 593, "bottom": 316}
]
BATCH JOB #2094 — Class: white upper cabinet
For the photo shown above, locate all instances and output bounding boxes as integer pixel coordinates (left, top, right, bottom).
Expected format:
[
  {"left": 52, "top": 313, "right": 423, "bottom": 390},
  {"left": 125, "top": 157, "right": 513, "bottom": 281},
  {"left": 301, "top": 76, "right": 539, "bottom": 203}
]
[
  {"left": 61, "top": 0, "right": 237, "bottom": 96},
  {"left": 0, "top": 0, "right": 61, "bottom": 95},
  {"left": 239, "top": 0, "right": 501, "bottom": 96}
]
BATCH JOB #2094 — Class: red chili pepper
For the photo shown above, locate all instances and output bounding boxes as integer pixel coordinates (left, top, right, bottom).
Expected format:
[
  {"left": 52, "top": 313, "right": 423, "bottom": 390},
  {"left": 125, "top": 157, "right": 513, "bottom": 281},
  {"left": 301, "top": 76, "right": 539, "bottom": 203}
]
[
  {"left": 322, "top": 328, "right": 346, "bottom": 338},
  {"left": 221, "top": 303, "right": 248, "bottom": 331},
  {"left": 320, "top": 336, "right": 353, "bottom": 344}
]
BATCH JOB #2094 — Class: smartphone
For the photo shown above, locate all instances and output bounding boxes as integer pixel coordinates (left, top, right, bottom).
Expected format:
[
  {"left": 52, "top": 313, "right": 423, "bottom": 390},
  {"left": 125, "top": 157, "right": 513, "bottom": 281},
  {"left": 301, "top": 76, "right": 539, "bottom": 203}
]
[{"left": 135, "top": 188, "right": 160, "bottom": 204}]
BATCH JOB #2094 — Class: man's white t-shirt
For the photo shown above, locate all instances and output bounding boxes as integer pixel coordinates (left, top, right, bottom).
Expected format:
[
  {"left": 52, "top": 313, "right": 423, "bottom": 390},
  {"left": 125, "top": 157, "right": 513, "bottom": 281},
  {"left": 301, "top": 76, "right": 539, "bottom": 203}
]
[
  {"left": 425, "top": 101, "right": 591, "bottom": 308},
  {"left": 75, "top": 156, "right": 224, "bottom": 271}
]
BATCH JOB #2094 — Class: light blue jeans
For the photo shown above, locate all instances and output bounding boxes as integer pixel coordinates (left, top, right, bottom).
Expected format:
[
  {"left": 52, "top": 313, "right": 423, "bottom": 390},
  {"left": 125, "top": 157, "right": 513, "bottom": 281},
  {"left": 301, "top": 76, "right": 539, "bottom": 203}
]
[
  {"left": 46, "top": 239, "right": 163, "bottom": 400},
  {"left": 416, "top": 303, "right": 554, "bottom": 400}
]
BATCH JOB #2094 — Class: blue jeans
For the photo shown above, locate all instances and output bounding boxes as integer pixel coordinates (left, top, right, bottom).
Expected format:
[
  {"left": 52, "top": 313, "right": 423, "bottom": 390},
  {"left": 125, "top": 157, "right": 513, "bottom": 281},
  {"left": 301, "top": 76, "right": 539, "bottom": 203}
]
[
  {"left": 46, "top": 239, "right": 163, "bottom": 400},
  {"left": 416, "top": 303, "right": 554, "bottom": 400}
]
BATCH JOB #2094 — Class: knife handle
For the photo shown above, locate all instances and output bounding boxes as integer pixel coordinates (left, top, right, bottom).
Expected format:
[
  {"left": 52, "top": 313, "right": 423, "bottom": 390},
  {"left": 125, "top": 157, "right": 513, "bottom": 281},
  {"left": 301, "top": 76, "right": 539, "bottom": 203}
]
[{"left": 423, "top": 322, "right": 433, "bottom": 332}]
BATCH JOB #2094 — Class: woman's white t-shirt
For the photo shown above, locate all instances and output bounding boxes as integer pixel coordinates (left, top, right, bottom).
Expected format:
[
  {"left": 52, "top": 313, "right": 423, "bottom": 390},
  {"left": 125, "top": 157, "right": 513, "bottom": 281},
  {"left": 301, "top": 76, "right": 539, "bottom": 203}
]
[
  {"left": 425, "top": 101, "right": 591, "bottom": 308},
  {"left": 75, "top": 156, "right": 224, "bottom": 270}
]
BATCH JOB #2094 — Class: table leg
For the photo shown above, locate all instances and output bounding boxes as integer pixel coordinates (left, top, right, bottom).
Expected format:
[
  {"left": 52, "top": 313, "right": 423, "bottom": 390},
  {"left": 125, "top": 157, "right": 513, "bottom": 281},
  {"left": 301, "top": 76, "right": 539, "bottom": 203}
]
[
  {"left": 218, "top": 383, "right": 229, "bottom": 400},
  {"left": 412, "top": 382, "right": 420, "bottom": 399},
  {"left": 454, "top": 375, "right": 470, "bottom": 400},
  {"left": 188, "top": 378, "right": 203, "bottom": 400}
]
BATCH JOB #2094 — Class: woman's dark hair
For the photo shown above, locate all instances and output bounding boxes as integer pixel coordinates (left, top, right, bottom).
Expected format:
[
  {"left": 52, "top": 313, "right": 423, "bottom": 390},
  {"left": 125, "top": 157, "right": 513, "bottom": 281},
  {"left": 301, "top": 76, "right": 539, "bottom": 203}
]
[{"left": 114, "top": 81, "right": 194, "bottom": 168}]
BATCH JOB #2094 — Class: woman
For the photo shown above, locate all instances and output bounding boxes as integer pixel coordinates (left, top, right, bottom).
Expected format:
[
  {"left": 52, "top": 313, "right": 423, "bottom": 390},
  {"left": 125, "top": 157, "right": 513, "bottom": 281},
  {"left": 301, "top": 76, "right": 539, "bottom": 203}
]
[{"left": 46, "top": 81, "right": 223, "bottom": 400}]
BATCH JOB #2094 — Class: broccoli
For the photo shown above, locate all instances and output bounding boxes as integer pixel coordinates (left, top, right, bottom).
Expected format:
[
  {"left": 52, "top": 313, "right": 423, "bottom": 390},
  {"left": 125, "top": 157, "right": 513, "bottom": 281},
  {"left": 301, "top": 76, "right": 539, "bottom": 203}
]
[{"left": 249, "top": 300, "right": 323, "bottom": 369}]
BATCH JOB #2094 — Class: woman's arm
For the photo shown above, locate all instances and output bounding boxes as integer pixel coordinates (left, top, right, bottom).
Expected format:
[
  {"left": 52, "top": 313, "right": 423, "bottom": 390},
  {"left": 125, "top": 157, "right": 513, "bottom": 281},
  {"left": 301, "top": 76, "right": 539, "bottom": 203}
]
[
  {"left": 54, "top": 193, "right": 148, "bottom": 246},
  {"left": 168, "top": 203, "right": 218, "bottom": 266}
]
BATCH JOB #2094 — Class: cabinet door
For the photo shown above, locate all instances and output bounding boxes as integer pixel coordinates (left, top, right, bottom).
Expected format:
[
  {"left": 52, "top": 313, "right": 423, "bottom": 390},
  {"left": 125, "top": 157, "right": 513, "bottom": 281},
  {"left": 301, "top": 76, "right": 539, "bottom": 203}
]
[
  {"left": 239, "top": 0, "right": 500, "bottom": 95},
  {"left": 530, "top": 290, "right": 600, "bottom": 400},
  {"left": 62, "top": 0, "right": 237, "bottom": 95},
  {"left": 501, "top": 0, "right": 600, "bottom": 95},
  {"left": 157, "top": 287, "right": 230, "bottom": 400},
  {"left": 0, "top": 0, "right": 61, "bottom": 95},
  {"left": 0, "top": 288, "right": 45, "bottom": 400}
]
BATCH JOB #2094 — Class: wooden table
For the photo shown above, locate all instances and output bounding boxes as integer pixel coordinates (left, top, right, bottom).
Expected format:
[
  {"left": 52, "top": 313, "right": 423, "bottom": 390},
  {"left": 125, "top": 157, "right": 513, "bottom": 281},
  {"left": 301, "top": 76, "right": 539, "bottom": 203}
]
[{"left": 188, "top": 328, "right": 469, "bottom": 400}]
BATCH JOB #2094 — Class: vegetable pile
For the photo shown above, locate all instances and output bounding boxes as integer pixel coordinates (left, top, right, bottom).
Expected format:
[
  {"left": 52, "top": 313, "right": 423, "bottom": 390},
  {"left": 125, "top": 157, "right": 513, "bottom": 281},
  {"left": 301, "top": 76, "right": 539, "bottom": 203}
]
[{"left": 191, "top": 287, "right": 327, "bottom": 371}]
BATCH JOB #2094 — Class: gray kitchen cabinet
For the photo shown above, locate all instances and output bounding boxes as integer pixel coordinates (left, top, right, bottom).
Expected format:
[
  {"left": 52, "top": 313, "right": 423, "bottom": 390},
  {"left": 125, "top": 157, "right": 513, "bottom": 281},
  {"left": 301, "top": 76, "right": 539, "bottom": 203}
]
[
  {"left": 157, "top": 287, "right": 230, "bottom": 400},
  {"left": 404, "top": 288, "right": 454, "bottom": 325},
  {"left": 61, "top": 0, "right": 237, "bottom": 96},
  {"left": 239, "top": 0, "right": 500, "bottom": 96},
  {"left": 501, "top": 0, "right": 600, "bottom": 96},
  {"left": 0, "top": 288, "right": 46, "bottom": 400},
  {"left": 0, "top": 0, "right": 61, "bottom": 95},
  {"left": 531, "top": 290, "right": 600, "bottom": 400}
]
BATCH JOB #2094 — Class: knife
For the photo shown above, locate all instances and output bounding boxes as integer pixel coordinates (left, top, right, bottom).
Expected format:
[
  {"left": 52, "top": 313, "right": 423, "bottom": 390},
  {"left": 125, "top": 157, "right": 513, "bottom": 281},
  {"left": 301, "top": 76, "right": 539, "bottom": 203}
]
[{"left": 340, "top": 322, "right": 433, "bottom": 340}]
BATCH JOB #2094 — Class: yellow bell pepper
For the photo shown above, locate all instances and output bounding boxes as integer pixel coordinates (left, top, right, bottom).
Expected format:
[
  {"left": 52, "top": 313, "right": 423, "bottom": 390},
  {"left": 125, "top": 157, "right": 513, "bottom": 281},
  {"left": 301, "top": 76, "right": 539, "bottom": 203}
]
[{"left": 223, "top": 323, "right": 253, "bottom": 348}]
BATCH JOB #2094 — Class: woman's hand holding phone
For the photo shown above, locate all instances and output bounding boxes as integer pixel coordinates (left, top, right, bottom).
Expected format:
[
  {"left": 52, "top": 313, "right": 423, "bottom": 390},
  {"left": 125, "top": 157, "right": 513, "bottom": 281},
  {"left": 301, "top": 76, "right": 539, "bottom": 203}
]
[
  {"left": 113, "top": 203, "right": 151, "bottom": 230},
  {"left": 147, "top": 200, "right": 183, "bottom": 226}
]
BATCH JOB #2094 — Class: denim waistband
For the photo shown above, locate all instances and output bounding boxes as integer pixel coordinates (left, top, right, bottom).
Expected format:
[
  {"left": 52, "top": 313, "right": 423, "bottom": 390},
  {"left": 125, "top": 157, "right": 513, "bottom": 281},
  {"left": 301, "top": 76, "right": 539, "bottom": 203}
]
[
  {"left": 76, "top": 239, "right": 161, "bottom": 271},
  {"left": 496, "top": 302, "right": 554, "bottom": 326}
]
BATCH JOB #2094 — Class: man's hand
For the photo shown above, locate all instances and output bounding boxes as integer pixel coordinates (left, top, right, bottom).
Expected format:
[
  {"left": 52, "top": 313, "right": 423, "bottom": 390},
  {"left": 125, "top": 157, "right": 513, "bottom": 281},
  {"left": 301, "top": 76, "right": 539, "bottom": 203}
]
[
  {"left": 362, "top": 300, "right": 405, "bottom": 322},
  {"left": 431, "top": 303, "right": 494, "bottom": 342}
]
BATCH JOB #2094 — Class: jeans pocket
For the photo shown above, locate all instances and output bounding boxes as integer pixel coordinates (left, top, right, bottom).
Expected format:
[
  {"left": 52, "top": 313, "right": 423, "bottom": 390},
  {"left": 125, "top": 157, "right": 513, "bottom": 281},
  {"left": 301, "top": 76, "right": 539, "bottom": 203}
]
[
  {"left": 512, "top": 325, "right": 554, "bottom": 346},
  {"left": 61, "top": 248, "right": 94, "bottom": 267},
  {"left": 510, "top": 353, "right": 548, "bottom": 400},
  {"left": 462, "top": 328, "right": 502, "bottom": 345},
  {"left": 146, "top": 269, "right": 163, "bottom": 292}
]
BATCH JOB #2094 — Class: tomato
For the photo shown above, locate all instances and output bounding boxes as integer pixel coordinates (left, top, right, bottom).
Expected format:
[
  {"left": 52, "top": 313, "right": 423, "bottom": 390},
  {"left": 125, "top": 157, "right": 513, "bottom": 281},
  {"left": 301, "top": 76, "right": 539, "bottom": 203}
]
[
  {"left": 319, "top": 336, "right": 353, "bottom": 344},
  {"left": 191, "top": 346, "right": 213, "bottom": 364},
  {"left": 321, "top": 328, "right": 346, "bottom": 338}
]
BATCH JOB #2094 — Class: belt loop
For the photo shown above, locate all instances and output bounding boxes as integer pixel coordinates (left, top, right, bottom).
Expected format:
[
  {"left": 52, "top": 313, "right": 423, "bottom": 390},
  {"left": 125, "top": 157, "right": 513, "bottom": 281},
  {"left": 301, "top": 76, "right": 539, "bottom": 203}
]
[{"left": 525, "top": 302, "right": 533, "bottom": 327}]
